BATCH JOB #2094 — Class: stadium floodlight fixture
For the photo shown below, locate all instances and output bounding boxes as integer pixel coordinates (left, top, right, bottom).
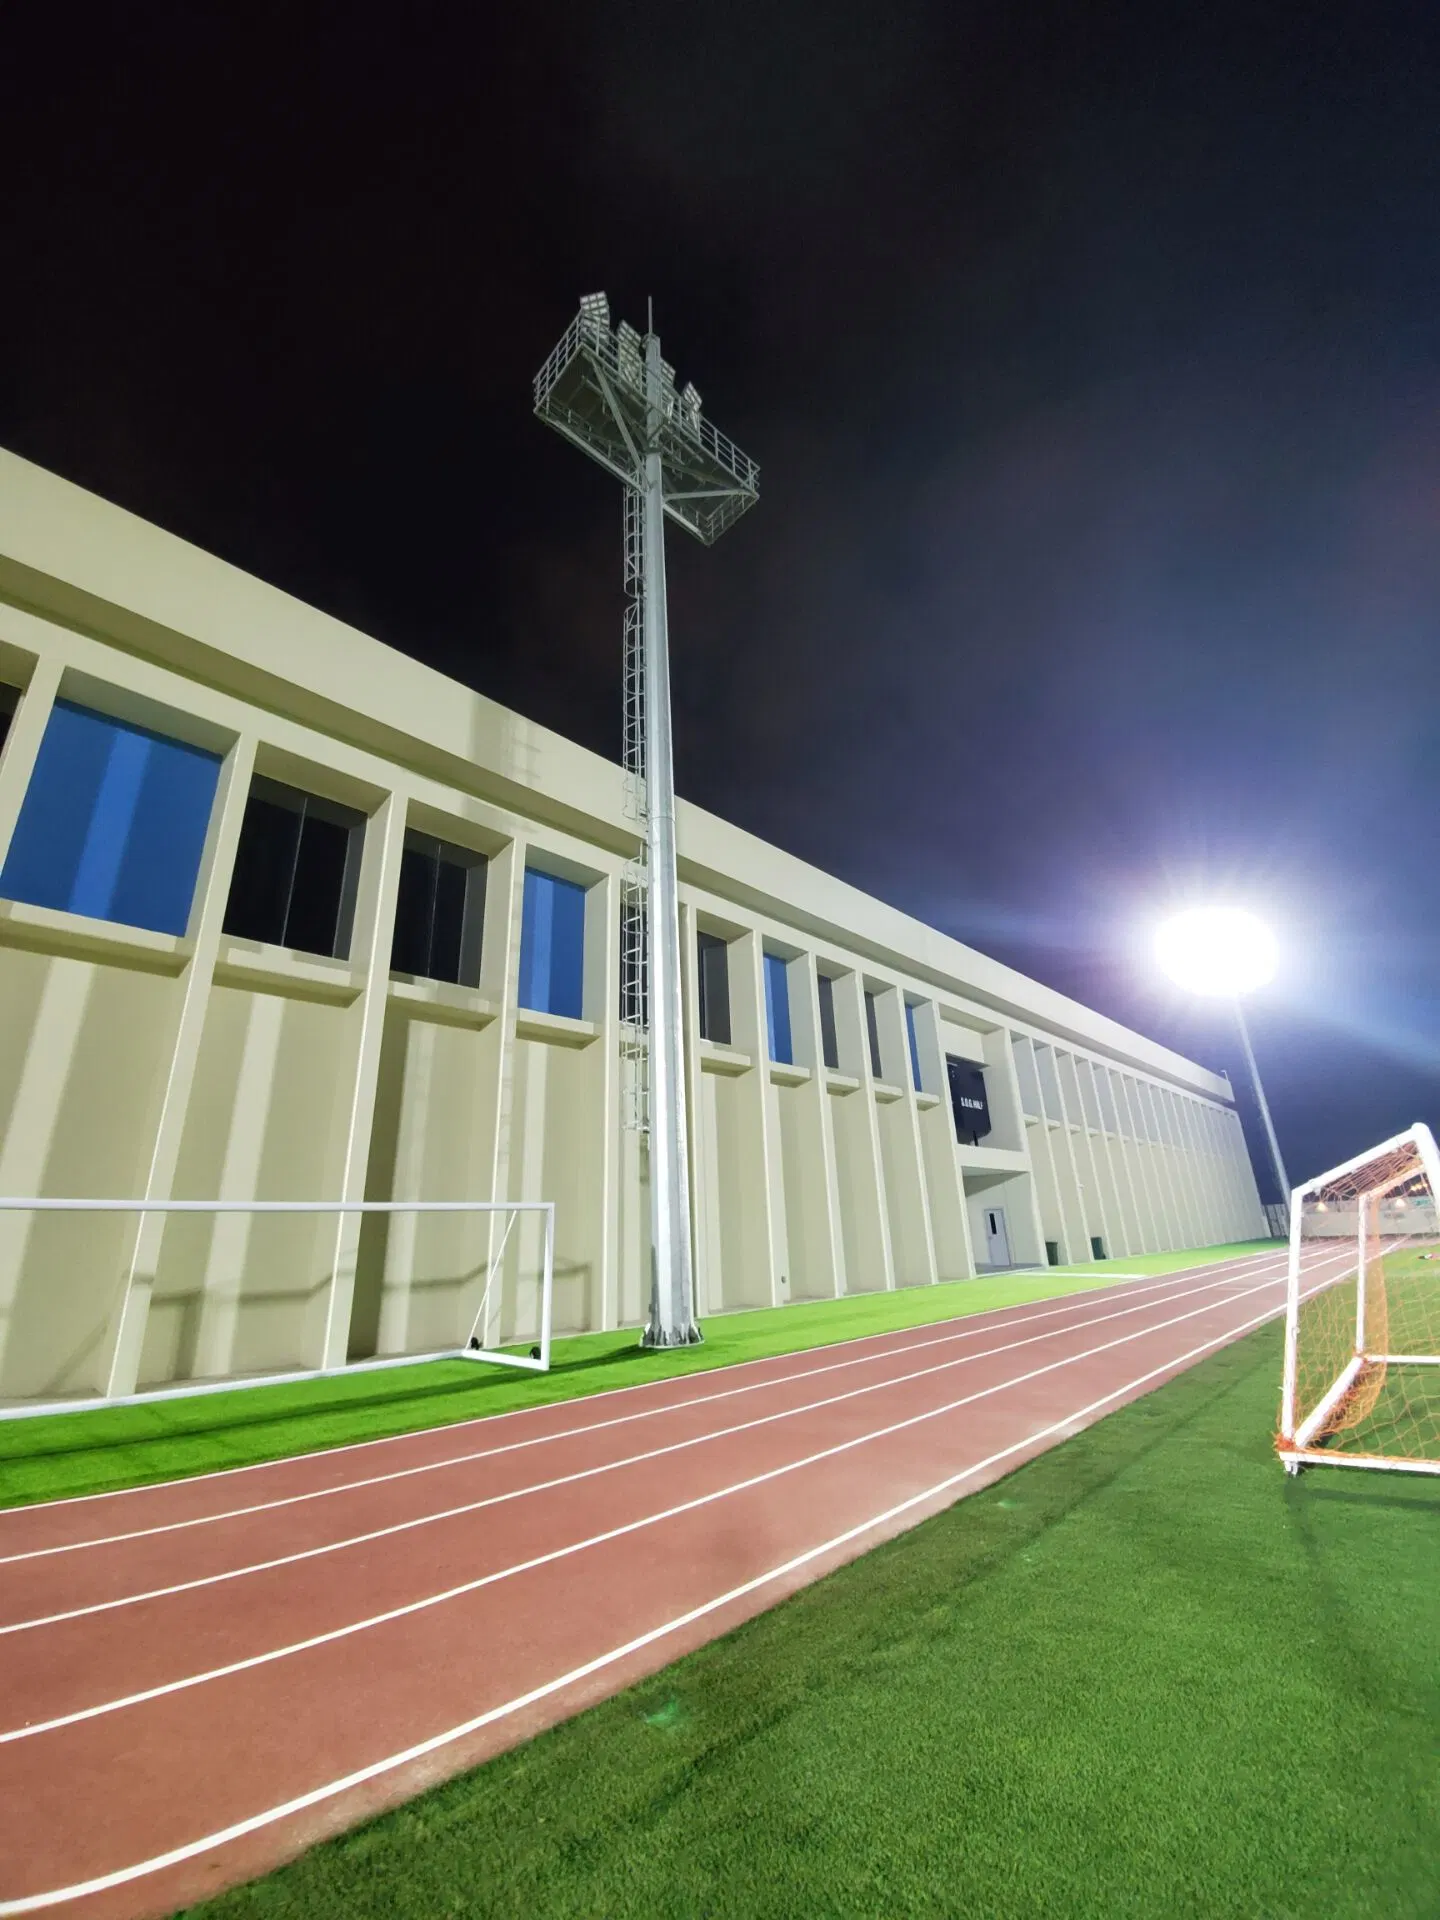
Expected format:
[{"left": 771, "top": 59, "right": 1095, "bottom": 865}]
[
  {"left": 1155, "top": 905, "right": 1278, "bottom": 998},
  {"left": 534, "top": 295, "right": 759, "bottom": 1349},
  {"left": 1156, "top": 905, "right": 1290, "bottom": 1209}
]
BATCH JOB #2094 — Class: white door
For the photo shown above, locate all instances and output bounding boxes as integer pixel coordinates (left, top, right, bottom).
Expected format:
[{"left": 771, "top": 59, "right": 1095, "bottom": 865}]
[{"left": 984, "top": 1207, "right": 1011, "bottom": 1267}]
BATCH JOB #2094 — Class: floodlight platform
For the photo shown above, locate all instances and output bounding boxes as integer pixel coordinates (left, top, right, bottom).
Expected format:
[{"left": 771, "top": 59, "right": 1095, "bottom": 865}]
[{"left": 534, "top": 298, "right": 758, "bottom": 545}]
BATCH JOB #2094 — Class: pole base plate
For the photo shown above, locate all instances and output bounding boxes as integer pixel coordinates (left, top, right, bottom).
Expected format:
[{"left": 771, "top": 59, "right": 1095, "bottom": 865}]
[{"left": 640, "top": 1323, "right": 704, "bottom": 1350}]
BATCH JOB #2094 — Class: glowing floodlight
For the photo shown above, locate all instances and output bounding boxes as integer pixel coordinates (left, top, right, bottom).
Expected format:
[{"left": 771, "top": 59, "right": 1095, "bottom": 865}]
[
  {"left": 1155, "top": 904, "right": 1289, "bottom": 1210},
  {"left": 1156, "top": 906, "right": 1278, "bottom": 999}
]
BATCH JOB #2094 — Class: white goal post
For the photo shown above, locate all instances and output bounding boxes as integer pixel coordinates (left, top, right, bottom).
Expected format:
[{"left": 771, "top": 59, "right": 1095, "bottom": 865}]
[
  {"left": 1278, "top": 1122, "right": 1440, "bottom": 1476},
  {"left": 0, "top": 1196, "right": 555, "bottom": 1420}
]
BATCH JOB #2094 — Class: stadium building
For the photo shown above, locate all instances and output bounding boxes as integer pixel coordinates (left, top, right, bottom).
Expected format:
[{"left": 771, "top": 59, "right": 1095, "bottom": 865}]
[{"left": 0, "top": 449, "right": 1266, "bottom": 1405}]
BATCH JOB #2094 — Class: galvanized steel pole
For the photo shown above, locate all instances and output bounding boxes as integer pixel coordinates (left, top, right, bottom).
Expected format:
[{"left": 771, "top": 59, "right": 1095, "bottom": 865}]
[
  {"left": 641, "top": 331, "right": 699, "bottom": 1345},
  {"left": 1233, "top": 996, "right": 1290, "bottom": 1208},
  {"left": 533, "top": 295, "right": 758, "bottom": 1350}
]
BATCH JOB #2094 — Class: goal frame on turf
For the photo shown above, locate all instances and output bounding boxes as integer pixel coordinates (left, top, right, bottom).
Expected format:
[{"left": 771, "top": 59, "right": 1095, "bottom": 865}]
[
  {"left": 1278, "top": 1122, "right": 1440, "bottom": 1476},
  {"left": 0, "top": 1196, "right": 555, "bottom": 1420}
]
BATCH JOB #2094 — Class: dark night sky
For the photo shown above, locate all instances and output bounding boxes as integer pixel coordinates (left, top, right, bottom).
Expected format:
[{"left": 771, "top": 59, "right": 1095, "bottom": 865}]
[{"left": 3, "top": 2, "right": 1439, "bottom": 1195}]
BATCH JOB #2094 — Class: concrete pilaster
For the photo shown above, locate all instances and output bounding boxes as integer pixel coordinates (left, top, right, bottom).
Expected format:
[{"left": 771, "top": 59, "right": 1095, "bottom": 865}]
[{"left": 103, "top": 734, "right": 259, "bottom": 1394}]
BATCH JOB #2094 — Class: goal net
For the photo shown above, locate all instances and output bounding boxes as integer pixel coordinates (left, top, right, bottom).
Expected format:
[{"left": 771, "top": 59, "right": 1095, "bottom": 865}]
[
  {"left": 1278, "top": 1124, "right": 1440, "bottom": 1475},
  {"left": 0, "top": 1196, "right": 554, "bottom": 1417}
]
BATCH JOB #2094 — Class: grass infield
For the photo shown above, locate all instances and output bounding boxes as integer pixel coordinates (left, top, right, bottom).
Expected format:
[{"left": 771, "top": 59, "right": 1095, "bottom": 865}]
[
  {"left": 0, "top": 1242, "right": 1278, "bottom": 1510},
  {"left": 185, "top": 1313, "right": 1439, "bottom": 1920}
]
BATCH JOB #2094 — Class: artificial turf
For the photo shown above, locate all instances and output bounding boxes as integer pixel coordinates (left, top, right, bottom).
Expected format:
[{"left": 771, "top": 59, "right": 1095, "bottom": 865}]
[
  {"left": 0, "top": 1242, "right": 1278, "bottom": 1509},
  {"left": 187, "top": 1312, "right": 1439, "bottom": 1920}
]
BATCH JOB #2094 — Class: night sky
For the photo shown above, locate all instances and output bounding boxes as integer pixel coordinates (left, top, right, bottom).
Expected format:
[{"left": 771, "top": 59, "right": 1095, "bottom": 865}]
[{"left": 4, "top": 2, "right": 1438, "bottom": 1196}]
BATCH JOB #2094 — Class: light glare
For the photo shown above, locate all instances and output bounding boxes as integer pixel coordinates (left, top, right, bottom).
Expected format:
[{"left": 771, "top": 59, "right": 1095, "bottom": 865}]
[{"left": 1156, "top": 906, "right": 1278, "bottom": 998}]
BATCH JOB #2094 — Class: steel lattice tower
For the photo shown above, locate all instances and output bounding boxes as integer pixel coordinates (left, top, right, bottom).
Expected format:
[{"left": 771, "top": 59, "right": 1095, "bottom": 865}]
[{"left": 534, "top": 295, "right": 759, "bottom": 1346}]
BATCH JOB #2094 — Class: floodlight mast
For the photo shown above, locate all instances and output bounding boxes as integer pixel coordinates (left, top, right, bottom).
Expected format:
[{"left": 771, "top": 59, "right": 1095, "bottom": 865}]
[
  {"left": 1232, "top": 996, "right": 1291, "bottom": 1204},
  {"left": 534, "top": 296, "right": 759, "bottom": 1347},
  {"left": 1155, "top": 907, "right": 1291, "bottom": 1222}
]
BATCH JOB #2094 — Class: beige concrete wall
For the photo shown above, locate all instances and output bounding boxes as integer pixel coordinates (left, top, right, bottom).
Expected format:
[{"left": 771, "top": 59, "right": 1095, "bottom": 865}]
[
  {"left": 145, "top": 983, "right": 353, "bottom": 1384},
  {"left": 0, "top": 945, "right": 178, "bottom": 1396},
  {"left": 0, "top": 451, "right": 1269, "bottom": 1401}
]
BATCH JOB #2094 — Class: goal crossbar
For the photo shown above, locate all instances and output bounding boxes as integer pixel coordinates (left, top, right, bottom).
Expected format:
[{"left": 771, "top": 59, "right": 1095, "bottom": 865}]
[{"left": 0, "top": 1196, "right": 555, "bottom": 1422}]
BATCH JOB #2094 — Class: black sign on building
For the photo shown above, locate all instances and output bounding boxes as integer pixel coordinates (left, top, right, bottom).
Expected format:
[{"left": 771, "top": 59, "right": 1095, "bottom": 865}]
[{"left": 946, "top": 1057, "right": 992, "bottom": 1145}]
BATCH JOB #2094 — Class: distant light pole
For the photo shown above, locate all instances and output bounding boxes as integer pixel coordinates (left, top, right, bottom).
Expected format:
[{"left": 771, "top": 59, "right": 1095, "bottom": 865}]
[{"left": 1156, "top": 906, "right": 1290, "bottom": 1210}]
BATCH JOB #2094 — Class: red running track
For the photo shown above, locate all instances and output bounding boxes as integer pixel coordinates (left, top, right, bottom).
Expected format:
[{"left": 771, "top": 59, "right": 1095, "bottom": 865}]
[{"left": 0, "top": 1246, "right": 1350, "bottom": 1917}]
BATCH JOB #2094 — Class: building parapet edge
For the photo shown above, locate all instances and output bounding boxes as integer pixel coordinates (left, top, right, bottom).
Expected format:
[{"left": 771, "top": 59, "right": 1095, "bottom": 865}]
[{"left": 0, "top": 445, "right": 1233, "bottom": 1105}]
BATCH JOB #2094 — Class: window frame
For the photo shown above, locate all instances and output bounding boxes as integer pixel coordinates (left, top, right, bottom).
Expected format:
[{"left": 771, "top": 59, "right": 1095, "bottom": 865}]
[
  {"left": 905, "top": 1001, "right": 924, "bottom": 1092},
  {"left": 696, "top": 930, "right": 732, "bottom": 1045},
  {"left": 390, "top": 829, "right": 487, "bottom": 989},
  {"left": 763, "top": 950, "right": 794, "bottom": 1065},
  {"left": 864, "top": 988, "right": 884, "bottom": 1080},
  {"left": 222, "top": 774, "right": 366, "bottom": 961},
  {"left": 518, "top": 865, "right": 588, "bottom": 1020},
  {"left": 816, "top": 971, "right": 841, "bottom": 1072},
  {"left": 0, "top": 693, "right": 223, "bottom": 938}
]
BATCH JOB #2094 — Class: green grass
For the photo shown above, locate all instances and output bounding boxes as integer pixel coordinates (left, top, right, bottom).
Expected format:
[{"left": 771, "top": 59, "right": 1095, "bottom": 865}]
[
  {"left": 188, "top": 1313, "right": 1439, "bottom": 1920},
  {"left": 0, "top": 1242, "right": 1280, "bottom": 1510}
]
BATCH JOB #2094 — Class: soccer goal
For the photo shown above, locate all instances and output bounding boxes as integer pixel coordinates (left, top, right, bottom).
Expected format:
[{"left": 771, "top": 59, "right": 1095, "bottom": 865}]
[
  {"left": 1278, "top": 1124, "right": 1440, "bottom": 1476},
  {"left": 0, "top": 1195, "right": 555, "bottom": 1418}
]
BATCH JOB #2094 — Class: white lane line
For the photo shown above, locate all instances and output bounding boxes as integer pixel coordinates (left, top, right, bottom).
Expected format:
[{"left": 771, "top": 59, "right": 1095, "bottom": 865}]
[
  {"left": 0, "top": 1250, "right": 1294, "bottom": 1522},
  {"left": 4, "top": 1257, "right": 1279, "bottom": 1530},
  {"left": 0, "top": 1278, "right": 1315, "bottom": 1918},
  {"left": 0, "top": 1254, "right": 1300, "bottom": 1561},
  {"left": 0, "top": 1265, "right": 1314, "bottom": 1747},
  {"left": 1038, "top": 1271, "right": 1147, "bottom": 1279},
  {"left": 0, "top": 1260, "right": 1311, "bottom": 1633}
]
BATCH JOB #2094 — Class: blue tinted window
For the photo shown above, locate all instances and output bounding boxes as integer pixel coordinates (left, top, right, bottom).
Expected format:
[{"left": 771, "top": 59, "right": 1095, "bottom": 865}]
[
  {"left": 906, "top": 1002, "right": 923, "bottom": 1090},
  {"left": 1, "top": 700, "right": 220, "bottom": 937},
  {"left": 519, "top": 869, "right": 586, "bottom": 1018},
  {"left": 764, "top": 952, "right": 793, "bottom": 1064}
]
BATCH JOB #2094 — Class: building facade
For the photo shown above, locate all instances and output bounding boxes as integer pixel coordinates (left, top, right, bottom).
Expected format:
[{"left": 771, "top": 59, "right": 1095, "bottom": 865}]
[{"left": 0, "top": 449, "right": 1267, "bottom": 1405}]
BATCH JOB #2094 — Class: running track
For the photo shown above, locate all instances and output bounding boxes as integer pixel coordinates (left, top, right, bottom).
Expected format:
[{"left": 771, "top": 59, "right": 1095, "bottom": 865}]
[{"left": 0, "top": 1245, "right": 1352, "bottom": 1918}]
